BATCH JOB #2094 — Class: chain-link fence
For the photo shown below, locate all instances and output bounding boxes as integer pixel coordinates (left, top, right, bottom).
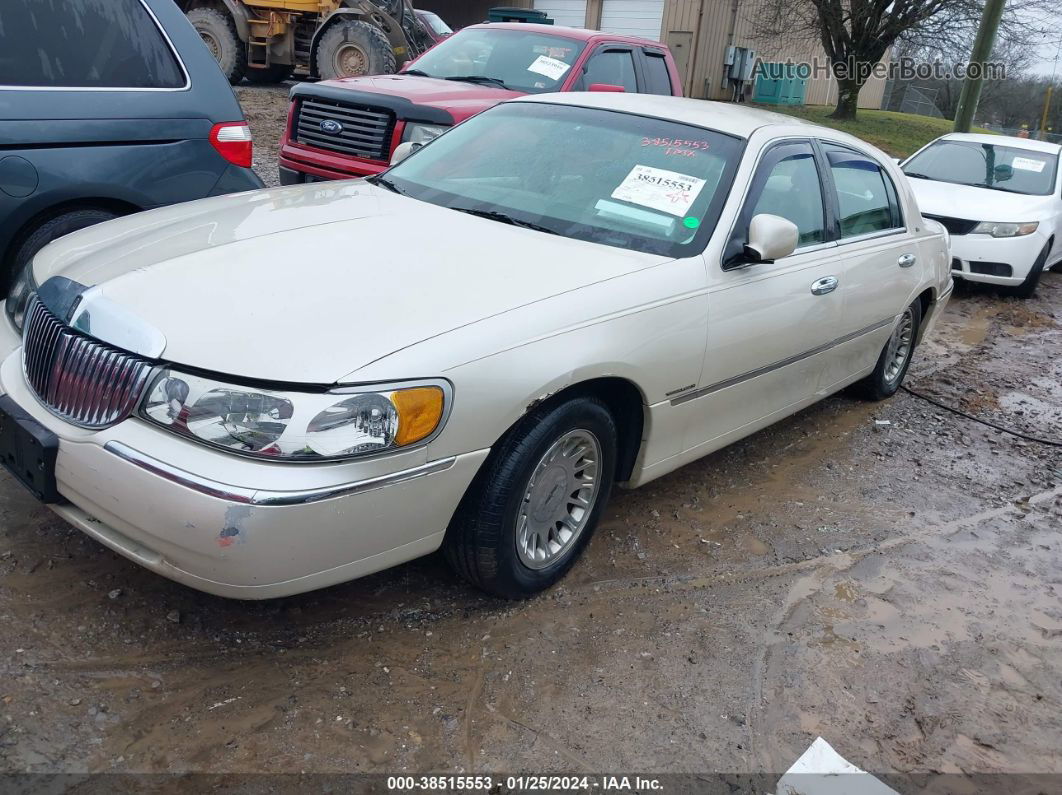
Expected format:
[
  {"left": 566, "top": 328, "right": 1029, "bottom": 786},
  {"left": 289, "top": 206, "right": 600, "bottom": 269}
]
[{"left": 897, "top": 85, "right": 944, "bottom": 118}]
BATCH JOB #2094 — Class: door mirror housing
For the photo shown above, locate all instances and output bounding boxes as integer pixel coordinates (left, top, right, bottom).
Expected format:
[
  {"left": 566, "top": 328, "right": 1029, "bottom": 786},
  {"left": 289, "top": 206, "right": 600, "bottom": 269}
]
[
  {"left": 390, "top": 141, "right": 420, "bottom": 165},
  {"left": 743, "top": 213, "right": 799, "bottom": 263},
  {"left": 588, "top": 83, "right": 626, "bottom": 92}
]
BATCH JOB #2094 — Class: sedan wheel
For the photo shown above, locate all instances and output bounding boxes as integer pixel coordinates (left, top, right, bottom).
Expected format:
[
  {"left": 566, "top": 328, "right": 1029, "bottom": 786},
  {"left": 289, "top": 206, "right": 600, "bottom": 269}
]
[
  {"left": 445, "top": 396, "right": 617, "bottom": 598},
  {"left": 854, "top": 298, "right": 922, "bottom": 401}
]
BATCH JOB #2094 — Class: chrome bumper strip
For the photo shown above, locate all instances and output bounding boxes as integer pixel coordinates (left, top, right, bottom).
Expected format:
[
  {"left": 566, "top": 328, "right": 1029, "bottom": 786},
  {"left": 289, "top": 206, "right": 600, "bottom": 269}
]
[{"left": 104, "top": 441, "right": 456, "bottom": 507}]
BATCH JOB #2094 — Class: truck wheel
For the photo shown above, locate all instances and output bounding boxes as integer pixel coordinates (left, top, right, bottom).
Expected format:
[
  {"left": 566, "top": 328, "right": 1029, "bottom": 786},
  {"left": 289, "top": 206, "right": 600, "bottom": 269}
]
[
  {"left": 244, "top": 64, "right": 294, "bottom": 84},
  {"left": 315, "top": 19, "right": 397, "bottom": 80},
  {"left": 187, "top": 7, "right": 246, "bottom": 85},
  {"left": 8, "top": 208, "right": 117, "bottom": 290}
]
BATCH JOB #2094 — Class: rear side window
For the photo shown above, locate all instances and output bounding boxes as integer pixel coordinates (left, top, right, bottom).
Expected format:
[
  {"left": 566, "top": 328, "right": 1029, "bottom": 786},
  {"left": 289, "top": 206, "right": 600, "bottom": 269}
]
[
  {"left": 824, "top": 145, "right": 903, "bottom": 238},
  {"left": 643, "top": 51, "right": 673, "bottom": 95},
  {"left": 0, "top": 0, "right": 185, "bottom": 89},
  {"left": 578, "top": 49, "right": 638, "bottom": 92}
]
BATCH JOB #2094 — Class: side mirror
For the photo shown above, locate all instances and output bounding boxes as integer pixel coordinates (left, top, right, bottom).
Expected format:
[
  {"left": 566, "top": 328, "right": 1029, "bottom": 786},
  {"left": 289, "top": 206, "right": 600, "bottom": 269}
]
[
  {"left": 589, "top": 83, "right": 626, "bottom": 92},
  {"left": 744, "top": 214, "right": 798, "bottom": 263},
  {"left": 390, "top": 141, "right": 419, "bottom": 165}
]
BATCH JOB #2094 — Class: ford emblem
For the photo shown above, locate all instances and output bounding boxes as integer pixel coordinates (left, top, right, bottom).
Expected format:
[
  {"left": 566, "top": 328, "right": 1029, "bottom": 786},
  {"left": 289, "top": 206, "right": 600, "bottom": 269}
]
[{"left": 320, "top": 119, "right": 343, "bottom": 135}]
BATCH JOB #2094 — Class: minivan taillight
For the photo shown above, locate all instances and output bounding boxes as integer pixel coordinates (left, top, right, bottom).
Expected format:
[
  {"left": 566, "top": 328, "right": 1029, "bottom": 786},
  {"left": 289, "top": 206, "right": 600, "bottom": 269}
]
[{"left": 209, "top": 122, "right": 253, "bottom": 168}]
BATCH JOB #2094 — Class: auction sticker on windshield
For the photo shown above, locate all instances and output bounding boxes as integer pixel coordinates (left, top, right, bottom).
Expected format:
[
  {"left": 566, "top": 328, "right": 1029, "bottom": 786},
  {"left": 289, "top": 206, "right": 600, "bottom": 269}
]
[
  {"left": 611, "top": 165, "right": 706, "bottom": 217},
  {"left": 527, "top": 55, "right": 570, "bottom": 81},
  {"left": 1011, "top": 156, "right": 1047, "bottom": 172}
]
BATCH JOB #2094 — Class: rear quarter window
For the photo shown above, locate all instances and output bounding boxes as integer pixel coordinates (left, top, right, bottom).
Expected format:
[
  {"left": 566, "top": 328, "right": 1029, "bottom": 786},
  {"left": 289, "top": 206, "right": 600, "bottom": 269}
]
[{"left": 0, "top": 0, "right": 185, "bottom": 89}]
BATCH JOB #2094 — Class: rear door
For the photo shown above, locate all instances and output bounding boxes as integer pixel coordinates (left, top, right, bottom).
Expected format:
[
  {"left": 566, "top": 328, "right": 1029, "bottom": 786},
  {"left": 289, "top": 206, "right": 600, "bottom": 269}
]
[
  {"left": 817, "top": 141, "right": 920, "bottom": 388},
  {"left": 639, "top": 47, "right": 678, "bottom": 95},
  {"left": 569, "top": 44, "right": 640, "bottom": 92}
]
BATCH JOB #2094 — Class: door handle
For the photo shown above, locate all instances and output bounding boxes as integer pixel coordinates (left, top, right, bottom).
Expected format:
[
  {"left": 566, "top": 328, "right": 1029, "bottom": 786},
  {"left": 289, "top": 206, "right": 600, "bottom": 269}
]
[
  {"left": 810, "top": 276, "right": 838, "bottom": 295},
  {"left": 898, "top": 253, "right": 917, "bottom": 268}
]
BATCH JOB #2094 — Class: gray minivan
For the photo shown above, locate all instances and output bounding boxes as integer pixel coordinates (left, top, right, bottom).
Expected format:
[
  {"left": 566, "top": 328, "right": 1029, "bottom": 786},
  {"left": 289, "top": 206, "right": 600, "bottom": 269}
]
[{"left": 0, "top": 0, "right": 263, "bottom": 289}]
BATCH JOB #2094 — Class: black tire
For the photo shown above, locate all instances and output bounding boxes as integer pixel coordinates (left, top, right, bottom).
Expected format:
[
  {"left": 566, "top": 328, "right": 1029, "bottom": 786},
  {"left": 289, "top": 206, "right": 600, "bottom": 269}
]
[
  {"left": 187, "top": 7, "right": 246, "bottom": 85},
  {"left": 1008, "top": 244, "right": 1048, "bottom": 299},
  {"left": 9, "top": 208, "right": 117, "bottom": 290},
  {"left": 315, "top": 19, "right": 397, "bottom": 80},
  {"left": 444, "top": 397, "right": 618, "bottom": 599},
  {"left": 244, "top": 64, "right": 294, "bottom": 84},
  {"left": 853, "top": 298, "right": 922, "bottom": 401}
]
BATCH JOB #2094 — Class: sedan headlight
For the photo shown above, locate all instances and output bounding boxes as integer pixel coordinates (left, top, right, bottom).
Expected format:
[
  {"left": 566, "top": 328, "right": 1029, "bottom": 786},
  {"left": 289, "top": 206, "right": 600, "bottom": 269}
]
[
  {"left": 140, "top": 370, "right": 449, "bottom": 461},
  {"left": 401, "top": 123, "right": 447, "bottom": 145},
  {"left": 6, "top": 262, "right": 38, "bottom": 332},
  {"left": 971, "top": 221, "right": 1039, "bottom": 238}
]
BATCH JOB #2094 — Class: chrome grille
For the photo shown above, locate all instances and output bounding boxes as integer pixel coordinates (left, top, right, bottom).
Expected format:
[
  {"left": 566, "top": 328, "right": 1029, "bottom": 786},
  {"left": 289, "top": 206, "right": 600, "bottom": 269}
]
[
  {"left": 293, "top": 98, "right": 395, "bottom": 160},
  {"left": 22, "top": 297, "right": 154, "bottom": 429}
]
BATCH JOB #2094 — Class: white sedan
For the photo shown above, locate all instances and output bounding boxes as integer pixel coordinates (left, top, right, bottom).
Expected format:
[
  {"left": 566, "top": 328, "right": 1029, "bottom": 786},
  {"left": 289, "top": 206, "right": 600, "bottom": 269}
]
[
  {"left": 0, "top": 93, "right": 951, "bottom": 599},
  {"left": 902, "top": 133, "right": 1062, "bottom": 297}
]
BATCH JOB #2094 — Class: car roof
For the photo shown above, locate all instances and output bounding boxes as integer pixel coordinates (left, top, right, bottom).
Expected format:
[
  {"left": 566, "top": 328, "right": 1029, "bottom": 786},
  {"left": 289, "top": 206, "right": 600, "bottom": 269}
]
[
  {"left": 466, "top": 22, "right": 666, "bottom": 46},
  {"left": 937, "top": 132, "right": 1062, "bottom": 154},
  {"left": 510, "top": 91, "right": 826, "bottom": 139}
]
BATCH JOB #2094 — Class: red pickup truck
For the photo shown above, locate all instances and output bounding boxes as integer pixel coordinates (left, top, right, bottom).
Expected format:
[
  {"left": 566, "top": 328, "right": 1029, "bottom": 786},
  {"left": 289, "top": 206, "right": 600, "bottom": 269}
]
[{"left": 278, "top": 23, "right": 683, "bottom": 184}]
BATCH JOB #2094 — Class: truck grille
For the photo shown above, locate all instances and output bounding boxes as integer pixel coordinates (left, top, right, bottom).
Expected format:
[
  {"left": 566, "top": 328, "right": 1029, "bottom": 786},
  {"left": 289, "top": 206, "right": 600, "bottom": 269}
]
[
  {"left": 22, "top": 297, "right": 154, "bottom": 429},
  {"left": 923, "top": 214, "right": 979, "bottom": 236},
  {"left": 293, "top": 97, "right": 395, "bottom": 160}
]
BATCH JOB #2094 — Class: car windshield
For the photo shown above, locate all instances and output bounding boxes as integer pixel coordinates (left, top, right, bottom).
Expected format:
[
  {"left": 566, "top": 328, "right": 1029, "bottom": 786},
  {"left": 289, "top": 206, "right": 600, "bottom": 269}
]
[
  {"left": 402, "top": 28, "right": 586, "bottom": 93},
  {"left": 380, "top": 102, "right": 743, "bottom": 257},
  {"left": 904, "top": 140, "right": 1059, "bottom": 196},
  {"left": 417, "top": 11, "right": 452, "bottom": 37}
]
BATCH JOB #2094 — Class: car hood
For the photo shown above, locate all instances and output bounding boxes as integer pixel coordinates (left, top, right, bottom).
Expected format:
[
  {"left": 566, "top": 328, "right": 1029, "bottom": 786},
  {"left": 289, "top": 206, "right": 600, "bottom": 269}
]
[
  {"left": 31, "top": 181, "right": 665, "bottom": 384},
  {"left": 320, "top": 74, "right": 522, "bottom": 122},
  {"left": 908, "top": 177, "right": 1055, "bottom": 221}
]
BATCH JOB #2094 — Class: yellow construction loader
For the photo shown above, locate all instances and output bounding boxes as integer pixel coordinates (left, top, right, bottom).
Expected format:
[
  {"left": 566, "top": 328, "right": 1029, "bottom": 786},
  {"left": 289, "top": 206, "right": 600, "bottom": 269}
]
[{"left": 178, "top": 0, "right": 434, "bottom": 84}]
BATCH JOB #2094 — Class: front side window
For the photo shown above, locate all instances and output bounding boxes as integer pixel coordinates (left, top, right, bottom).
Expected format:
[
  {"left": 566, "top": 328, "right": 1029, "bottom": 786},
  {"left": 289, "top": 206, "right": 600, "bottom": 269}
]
[
  {"left": 747, "top": 144, "right": 826, "bottom": 246},
  {"left": 402, "top": 29, "right": 585, "bottom": 93},
  {"left": 904, "top": 140, "right": 1059, "bottom": 196},
  {"left": 576, "top": 49, "right": 638, "bottom": 92},
  {"left": 826, "top": 146, "right": 902, "bottom": 238},
  {"left": 417, "top": 11, "right": 452, "bottom": 37},
  {"left": 0, "top": 0, "right": 184, "bottom": 89},
  {"left": 381, "top": 102, "right": 743, "bottom": 257}
]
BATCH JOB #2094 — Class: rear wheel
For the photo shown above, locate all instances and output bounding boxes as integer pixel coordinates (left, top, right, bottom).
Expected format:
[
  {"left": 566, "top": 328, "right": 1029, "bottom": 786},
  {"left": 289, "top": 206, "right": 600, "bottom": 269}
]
[
  {"left": 444, "top": 397, "right": 617, "bottom": 599},
  {"left": 187, "top": 7, "right": 246, "bottom": 85},
  {"left": 244, "top": 64, "right": 294, "bottom": 84},
  {"left": 1008, "top": 244, "right": 1048, "bottom": 299},
  {"left": 853, "top": 299, "right": 921, "bottom": 401},
  {"left": 315, "top": 19, "right": 396, "bottom": 80}
]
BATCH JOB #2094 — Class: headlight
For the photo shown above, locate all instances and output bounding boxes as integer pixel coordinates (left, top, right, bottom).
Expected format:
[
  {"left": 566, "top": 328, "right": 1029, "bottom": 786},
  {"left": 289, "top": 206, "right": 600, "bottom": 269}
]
[
  {"left": 140, "top": 370, "right": 449, "bottom": 461},
  {"left": 971, "top": 221, "right": 1039, "bottom": 238},
  {"left": 6, "top": 262, "right": 38, "bottom": 332},
  {"left": 401, "top": 123, "right": 447, "bottom": 145}
]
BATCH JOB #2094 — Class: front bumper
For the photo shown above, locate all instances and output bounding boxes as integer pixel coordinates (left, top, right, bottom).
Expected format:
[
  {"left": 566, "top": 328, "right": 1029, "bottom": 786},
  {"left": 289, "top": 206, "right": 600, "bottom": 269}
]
[
  {"left": 279, "top": 142, "right": 389, "bottom": 183},
  {"left": 0, "top": 347, "right": 488, "bottom": 599},
  {"left": 949, "top": 230, "right": 1048, "bottom": 286}
]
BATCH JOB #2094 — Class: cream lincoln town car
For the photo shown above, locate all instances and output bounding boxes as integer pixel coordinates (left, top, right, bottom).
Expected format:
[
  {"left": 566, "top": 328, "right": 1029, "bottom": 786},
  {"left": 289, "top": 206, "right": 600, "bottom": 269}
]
[{"left": 0, "top": 93, "right": 952, "bottom": 599}]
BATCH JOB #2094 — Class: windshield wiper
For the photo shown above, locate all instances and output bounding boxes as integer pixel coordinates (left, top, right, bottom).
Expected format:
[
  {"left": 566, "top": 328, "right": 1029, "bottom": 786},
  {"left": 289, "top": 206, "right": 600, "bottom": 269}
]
[
  {"left": 451, "top": 206, "right": 557, "bottom": 234},
  {"left": 367, "top": 175, "right": 406, "bottom": 195},
  {"left": 402, "top": 68, "right": 433, "bottom": 78},
  {"left": 903, "top": 171, "right": 931, "bottom": 179},
  {"left": 443, "top": 75, "right": 512, "bottom": 90}
]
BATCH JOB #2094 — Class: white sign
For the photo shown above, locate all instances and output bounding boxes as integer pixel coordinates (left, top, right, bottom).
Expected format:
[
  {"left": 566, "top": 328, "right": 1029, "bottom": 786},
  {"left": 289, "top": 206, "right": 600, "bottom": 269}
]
[
  {"left": 611, "top": 165, "right": 706, "bottom": 217},
  {"left": 527, "top": 55, "right": 570, "bottom": 81},
  {"left": 1011, "top": 156, "right": 1046, "bottom": 173}
]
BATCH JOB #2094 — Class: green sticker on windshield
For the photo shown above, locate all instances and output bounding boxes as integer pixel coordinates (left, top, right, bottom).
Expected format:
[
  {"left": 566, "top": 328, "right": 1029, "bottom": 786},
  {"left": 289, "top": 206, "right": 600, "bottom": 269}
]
[{"left": 683, "top": 217, "right": 700, "bottom": 229}]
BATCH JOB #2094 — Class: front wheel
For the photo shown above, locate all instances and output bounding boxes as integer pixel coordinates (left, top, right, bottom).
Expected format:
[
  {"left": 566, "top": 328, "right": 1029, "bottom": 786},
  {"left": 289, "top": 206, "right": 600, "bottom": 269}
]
[
  {"left": 1008, "top": 244, "right": 1048, "bottom": 299},
  {"left": 854, "top": 299, "right": 922, "bottom": 401},
  {"left": 314, "top": 19, "right": 397, "bottom": 80},
  {"left": 444, "top": 397, "right": 617, "bottom": 598}
]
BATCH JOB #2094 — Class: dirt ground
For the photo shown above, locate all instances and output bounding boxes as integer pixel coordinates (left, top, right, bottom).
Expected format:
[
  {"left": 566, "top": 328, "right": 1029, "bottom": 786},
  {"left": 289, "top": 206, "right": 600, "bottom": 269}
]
[{"left": 0, "top": 86, "right": 1060, "bottom": 784}]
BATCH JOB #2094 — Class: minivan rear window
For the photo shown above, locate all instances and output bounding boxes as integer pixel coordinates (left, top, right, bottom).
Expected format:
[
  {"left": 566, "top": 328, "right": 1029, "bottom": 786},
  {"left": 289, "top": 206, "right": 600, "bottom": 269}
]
[{"left": 0, "top": 0, "right": 185, "bottom": 89}]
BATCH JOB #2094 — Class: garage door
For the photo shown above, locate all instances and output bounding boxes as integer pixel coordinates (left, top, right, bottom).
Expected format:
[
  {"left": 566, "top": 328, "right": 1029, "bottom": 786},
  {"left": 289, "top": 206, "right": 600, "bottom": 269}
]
[
  {"left": 533, "top": 1, "right": 588, "bottom": 29},
  {"left": 600, "top": 0, "right": 664, "bottom": 40}
]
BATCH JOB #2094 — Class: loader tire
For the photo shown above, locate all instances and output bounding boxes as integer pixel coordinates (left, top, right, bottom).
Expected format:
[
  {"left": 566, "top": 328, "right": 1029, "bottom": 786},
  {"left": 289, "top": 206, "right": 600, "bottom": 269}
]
[
  {"left": 315, "top": 19, "right": 397, "bottom": 80},
  {"left": 187, "top": 7, "right": 246, "bottom": 85}
]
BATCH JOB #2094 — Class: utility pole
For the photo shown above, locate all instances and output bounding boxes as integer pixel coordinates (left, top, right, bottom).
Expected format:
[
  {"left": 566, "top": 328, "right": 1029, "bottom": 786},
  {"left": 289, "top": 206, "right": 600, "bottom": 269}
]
[
  {"left": 953, "top": 0, "right": 1007, "bottom": 133},
  {"left": 1039, "top": 85, "right": 1054, "bottom": 140}
]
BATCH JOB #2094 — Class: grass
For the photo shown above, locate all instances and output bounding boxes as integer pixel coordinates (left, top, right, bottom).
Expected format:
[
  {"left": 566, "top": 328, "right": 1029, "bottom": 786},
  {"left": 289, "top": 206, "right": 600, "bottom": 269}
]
[{"left": 749, "top": 105, "right": 994, "bottom": 159}]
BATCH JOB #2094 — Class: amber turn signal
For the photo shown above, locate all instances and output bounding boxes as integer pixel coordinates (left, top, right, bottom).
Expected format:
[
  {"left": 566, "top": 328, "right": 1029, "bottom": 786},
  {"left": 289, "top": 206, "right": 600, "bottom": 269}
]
[{"left": 393, "top": 386, "right": 445, "bottom": 446}]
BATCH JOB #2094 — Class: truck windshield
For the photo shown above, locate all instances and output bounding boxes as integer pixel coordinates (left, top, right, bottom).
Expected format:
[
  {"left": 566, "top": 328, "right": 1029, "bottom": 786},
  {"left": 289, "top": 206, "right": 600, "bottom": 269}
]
[
  {"left": 904, "top": 140, "right": 1059, "bottom": 196},
  {"left": 379, "top": 102, "right": 743, "bottom": 257},
  {"left": 402, "top": 29, "right": 586, "bottom": 93}
]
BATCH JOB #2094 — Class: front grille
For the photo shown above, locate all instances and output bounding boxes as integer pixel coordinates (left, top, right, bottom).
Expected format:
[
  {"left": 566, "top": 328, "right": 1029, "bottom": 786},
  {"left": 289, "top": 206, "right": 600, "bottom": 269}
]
[
  {"left": 923, "top": 214, "right": 979, "bottom": 236},
  {"left": 22, "top": 297, "right": 154, "bottom": 429},
  {"left": 293, "top": 97, "right": 395, "bottom": 160}
]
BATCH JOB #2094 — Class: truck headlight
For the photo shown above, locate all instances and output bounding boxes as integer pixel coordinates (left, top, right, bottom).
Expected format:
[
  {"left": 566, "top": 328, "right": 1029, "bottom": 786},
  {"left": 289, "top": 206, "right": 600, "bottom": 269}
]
[
  {"left": 971, "top": 221, "right": 1038, "bottom": 237},
  {"left": 401, "top": 123, "right": 447, "bottom": 145},
  {"left": 140, "top": 371, "right": 449, "bottom": 461},
  {"left": 5, "top": 262, "right": 38, "bottom": 332}
]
